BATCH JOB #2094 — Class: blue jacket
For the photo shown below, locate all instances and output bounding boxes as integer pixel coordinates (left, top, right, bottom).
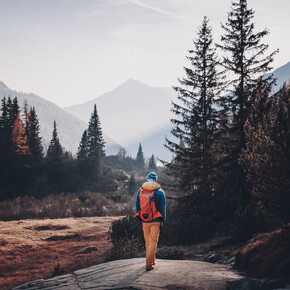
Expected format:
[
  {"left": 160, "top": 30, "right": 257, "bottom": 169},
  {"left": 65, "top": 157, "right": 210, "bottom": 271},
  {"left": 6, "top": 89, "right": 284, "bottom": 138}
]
[{"left": 135, "top": 181, "right": 166, "bottom": 222}]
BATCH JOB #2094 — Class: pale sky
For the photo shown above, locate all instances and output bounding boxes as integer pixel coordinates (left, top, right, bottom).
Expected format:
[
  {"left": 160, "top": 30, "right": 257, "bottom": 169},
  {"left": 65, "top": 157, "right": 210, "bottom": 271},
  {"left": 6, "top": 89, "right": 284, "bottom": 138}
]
[{"left": 0, "top": 0, "right": 289, "bottom": 107}]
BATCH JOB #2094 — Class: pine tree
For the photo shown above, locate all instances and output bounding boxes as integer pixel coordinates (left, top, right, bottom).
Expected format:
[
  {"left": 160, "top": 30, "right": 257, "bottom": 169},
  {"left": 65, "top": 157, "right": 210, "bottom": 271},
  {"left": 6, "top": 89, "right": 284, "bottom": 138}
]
[
  {"left": 3, "top": 96, "right": 20, "bottom": 134},
  {"left": 77, "top": 130, "right": 89, "bottom": 160},
  {"left": 86, "top": 105, "right": 105, "bottom": 180},
  {"left": 47, "top": 121, "right": 63, "bottom": 162},
  {"left": 87, "top": 105, "right": 105, "bottom": 160},
  {"left": 163, "top": 17, "right": 223, "bottom": 196},
  {"left": 218, "top": 0, "right": 278, "bottom": 120},
  {"left": 0, "top": 97, "right": 8, "bottom": 128},
  {"left": 148, "top": 154, "right": 157, "bottom": 171},
  {"left": 9, "top": 97, "right": 20, "bottom": 130},
  {"left": 26, "top": 107, "right": 43, "bottom": 159},
  {"left": 216, "top": 0, "right": 278, "bottom": 208},
  {"left": 136, "top": 143, "right": 145, "bottom": 170},
  {"left": 12, "top": 114, "right": 30, "bottom": 155},
  {"left": 0, "top": 97, "right": 11, "bottom": 154}
]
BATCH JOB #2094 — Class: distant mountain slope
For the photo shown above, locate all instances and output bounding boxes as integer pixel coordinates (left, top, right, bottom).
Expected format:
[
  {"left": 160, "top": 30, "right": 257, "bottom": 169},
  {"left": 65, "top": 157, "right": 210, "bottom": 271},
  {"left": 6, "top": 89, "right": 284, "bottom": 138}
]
[
  {"left": 268, "top": 61, "right": 290, "bottom": 91},
  {"left": 64, "top": 62, "right": 289, "bottom": 161},
  {"left": 125, "top": 124, "right": 174, "bottom": 162},
  {"left": 0, "top": 81, "right": 119, "bottom": 155},
  {"left": 64, "top": 79, "right": 176, "bottom": 146}
]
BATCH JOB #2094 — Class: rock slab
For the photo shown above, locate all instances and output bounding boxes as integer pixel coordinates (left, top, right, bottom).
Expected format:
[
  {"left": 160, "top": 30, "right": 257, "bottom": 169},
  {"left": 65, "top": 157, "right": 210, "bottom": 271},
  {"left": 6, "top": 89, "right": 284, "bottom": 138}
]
[{"left": 13, "top": 258, "right": 243, "bottom": 290}]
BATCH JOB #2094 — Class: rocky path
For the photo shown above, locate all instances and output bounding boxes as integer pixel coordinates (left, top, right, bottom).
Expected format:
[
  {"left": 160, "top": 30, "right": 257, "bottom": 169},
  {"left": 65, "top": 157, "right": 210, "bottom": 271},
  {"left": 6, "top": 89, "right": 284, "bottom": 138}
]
[{"left": 13, "top": 257, "right": 243, "bottom": 290}]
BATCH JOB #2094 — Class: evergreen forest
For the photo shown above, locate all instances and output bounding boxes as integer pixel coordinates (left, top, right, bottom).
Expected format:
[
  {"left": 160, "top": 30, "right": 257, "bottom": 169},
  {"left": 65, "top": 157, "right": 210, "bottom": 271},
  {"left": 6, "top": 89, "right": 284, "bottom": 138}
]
[
  {"left": 0, "top": 99, "right": 151, "bottom": 203},
  {"left": 161, "top": 1, "right": 289, "bottom": 241}
]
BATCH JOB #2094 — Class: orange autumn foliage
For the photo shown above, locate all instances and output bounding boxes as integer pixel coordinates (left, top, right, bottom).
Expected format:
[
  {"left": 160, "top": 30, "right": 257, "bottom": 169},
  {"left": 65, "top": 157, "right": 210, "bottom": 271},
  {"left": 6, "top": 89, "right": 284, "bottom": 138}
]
[{"left": 12, "top": 114, "right": 30, "bottom": 155}]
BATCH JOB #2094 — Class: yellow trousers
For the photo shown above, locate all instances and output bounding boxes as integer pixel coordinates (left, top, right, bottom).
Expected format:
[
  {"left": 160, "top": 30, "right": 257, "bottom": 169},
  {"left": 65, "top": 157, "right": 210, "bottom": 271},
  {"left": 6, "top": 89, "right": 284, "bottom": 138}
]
[{"left": 142, "top": 221, "right": 161, "bottom": 268}]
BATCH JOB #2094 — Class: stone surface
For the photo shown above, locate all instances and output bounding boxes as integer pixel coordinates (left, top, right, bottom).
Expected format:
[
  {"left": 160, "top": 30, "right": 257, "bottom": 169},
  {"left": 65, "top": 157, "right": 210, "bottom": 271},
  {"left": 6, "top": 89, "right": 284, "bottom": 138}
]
[{"left": 13, "top": 258, "right": 244, "bottom": 290}]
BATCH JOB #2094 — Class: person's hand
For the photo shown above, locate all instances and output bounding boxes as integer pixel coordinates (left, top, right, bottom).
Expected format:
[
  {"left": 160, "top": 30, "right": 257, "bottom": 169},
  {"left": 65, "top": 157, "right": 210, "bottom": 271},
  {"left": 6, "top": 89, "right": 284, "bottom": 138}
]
[{"left": 160, "top": 222, "right": 164, "bottom": 227}]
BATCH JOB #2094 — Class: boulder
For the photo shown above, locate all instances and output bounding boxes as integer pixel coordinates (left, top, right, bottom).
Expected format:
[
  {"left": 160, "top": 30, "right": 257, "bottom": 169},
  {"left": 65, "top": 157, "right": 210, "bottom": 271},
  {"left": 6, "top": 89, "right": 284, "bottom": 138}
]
[
  {"left": 204, "top": 252, "right": 222, "bottom": 263},
  {"left": 227, "top": 257, "right": 236, "bottom": 265}
]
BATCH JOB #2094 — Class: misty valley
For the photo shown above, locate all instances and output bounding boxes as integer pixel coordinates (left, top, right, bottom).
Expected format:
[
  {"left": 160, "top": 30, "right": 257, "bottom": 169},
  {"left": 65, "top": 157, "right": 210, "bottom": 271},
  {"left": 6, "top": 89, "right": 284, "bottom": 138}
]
[{"left": 0, "top": 0, "right": 289, "bottom": 289}]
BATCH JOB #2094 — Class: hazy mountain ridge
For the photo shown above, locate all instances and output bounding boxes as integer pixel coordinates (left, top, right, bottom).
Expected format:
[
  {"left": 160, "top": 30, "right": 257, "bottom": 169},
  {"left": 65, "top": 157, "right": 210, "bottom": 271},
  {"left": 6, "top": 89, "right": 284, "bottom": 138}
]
[
  {"left": 1, "top": 62, "right": 288, "bottom": 161},
  {"left": 0, "top": 81, "right": 119, "bottom": 155},
  {"left": 64, "top": 62, "right": 289, "bottom": 161},
  {"left": 64, "top": 79, "right": 176, "bottom": 160},
  {"left": 64, "top": 79, "right": 175, "bottom": 144}
]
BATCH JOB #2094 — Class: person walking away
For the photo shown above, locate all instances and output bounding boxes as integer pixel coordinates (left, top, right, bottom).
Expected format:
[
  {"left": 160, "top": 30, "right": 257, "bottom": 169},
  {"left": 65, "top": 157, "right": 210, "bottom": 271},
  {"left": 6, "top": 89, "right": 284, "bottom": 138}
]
[{"left": 135, "top": 172, "right": 166, "bottom": 271}]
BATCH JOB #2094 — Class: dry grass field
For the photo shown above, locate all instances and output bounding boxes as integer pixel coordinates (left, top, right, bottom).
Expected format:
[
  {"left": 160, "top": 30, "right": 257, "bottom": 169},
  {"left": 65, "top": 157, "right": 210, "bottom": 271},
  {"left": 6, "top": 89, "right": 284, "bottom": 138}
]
[{"left": 0, "top": 216, "right": 122, "bottom": 290}]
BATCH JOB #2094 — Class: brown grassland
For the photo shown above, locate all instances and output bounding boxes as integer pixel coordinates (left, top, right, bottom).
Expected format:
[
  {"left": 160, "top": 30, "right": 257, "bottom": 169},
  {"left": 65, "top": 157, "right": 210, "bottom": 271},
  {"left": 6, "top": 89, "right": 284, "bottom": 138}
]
[{"left": 0, "top": 216, "right": 123, "bottom": 290}]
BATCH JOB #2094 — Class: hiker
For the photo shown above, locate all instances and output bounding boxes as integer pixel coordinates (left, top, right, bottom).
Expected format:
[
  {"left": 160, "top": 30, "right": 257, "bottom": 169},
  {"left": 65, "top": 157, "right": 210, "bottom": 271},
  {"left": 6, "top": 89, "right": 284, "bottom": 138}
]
[{"left": 135, "top": 172, "right": 166, "bottom": 271}]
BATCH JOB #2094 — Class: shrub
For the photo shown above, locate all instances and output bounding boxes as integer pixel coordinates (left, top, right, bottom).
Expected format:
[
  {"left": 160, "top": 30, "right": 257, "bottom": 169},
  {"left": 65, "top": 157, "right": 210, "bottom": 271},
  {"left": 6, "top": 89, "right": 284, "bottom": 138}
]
[
  {"left": 109, "top": 211, "right": 144, "bottom": 246},
  {"left": 156, "top": 246, "right": 184, "bottom": 260},
  {"left": 106, "top": 211, "right": 145, "bottom": 261},
  {"left": 51, "top": 263, "right": 64, "bottom": 277},
  {"left": 105, "top": 236, "right": 144, "bottom": 261},
  {"left": 233, "top": 201, "right": 268, "bottom": 241},
  {"left": 159, "top": 203, "right": 217, "bottom": 245}
]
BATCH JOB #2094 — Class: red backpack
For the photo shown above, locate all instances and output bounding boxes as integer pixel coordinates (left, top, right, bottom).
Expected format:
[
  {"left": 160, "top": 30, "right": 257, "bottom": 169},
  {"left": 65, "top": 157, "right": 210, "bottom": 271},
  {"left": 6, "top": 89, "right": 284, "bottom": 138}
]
[{"left": 136, "top": 188, "right": 163, "bottom": 222}]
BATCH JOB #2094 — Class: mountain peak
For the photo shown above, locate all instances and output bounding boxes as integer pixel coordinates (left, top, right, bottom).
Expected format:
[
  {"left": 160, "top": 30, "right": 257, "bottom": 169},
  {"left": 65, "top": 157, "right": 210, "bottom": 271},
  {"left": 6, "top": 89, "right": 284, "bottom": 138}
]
[{"left": 122, "top": 79, "right": 149, "bottom": 87}]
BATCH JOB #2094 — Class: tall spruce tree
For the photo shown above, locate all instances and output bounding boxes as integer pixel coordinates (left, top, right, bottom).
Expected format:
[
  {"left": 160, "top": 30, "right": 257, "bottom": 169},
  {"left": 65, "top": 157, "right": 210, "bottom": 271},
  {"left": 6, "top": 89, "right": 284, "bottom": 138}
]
[
  {"left": 26, "top": 107, "right": 43, "bottom": 159},
  {"left": 0, "top": 97, "right": 10, "bottom": 154},
  {"left": 1, "top": 101, "right": 31, "bottom": 199},
  {"left": 0, "top": 97, "right": 8, "bottom": 119},
  {"left": 136, "top": 143, "right": 145, "bottom": 170},
  {"left": 8, "top": 97, "right": 20, "bottom": 131},
  {"left": 87, "top": 105, "right": 105, "bottom": 160},
  {"left": 164, "top": 17, "right": 223, "bottom": 198},
  {"left": 1, "top": 96, "right": 20, "bottom": 136},
  {"left": 216, "top": 0, "right": 278, "bottom": 208},
  {"left": 0, "top": 97, "right": 20, "bottom": 156},
  {"left": 86, "top": 105, "right": 105, "bottom": 180},
  {"left": 47, "top": 121, "right": 63, "bottom": 162},
  {"left": 0, "top": 97, "right": 8, "bottom": 129}
]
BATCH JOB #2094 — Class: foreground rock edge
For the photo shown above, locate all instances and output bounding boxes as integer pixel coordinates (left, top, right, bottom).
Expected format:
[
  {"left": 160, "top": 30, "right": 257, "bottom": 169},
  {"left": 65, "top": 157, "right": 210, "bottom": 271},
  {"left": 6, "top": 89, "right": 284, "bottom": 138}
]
[{"left": 13, "top": 257, "right": 244, "bottom": 290}]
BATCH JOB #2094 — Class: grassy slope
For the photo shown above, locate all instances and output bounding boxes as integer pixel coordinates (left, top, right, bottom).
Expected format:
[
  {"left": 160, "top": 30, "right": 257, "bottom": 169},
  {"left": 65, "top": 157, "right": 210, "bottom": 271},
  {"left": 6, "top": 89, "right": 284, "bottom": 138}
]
[
  {"left": 0, "top": 216, "right": 122, "bottom": 290},
  {"left": 235, "top": 223, "right": 290, "bottom": 278}
]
